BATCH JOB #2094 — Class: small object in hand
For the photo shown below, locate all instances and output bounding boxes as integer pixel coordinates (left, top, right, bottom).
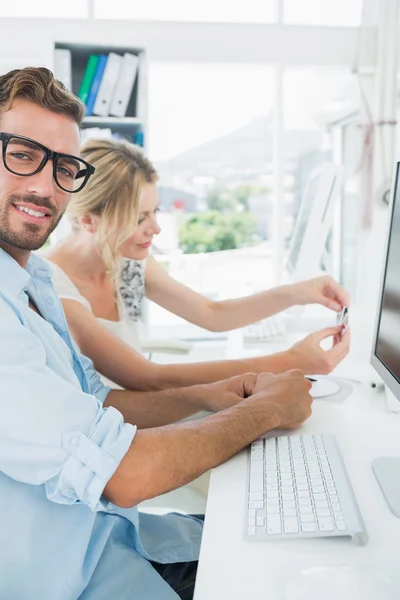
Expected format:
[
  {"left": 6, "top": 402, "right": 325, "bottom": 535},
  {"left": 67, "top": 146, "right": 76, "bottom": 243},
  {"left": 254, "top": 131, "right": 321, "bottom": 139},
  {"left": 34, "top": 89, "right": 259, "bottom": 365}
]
[{"left": 336, "top": 306, "right": 348, "bottom": 334}]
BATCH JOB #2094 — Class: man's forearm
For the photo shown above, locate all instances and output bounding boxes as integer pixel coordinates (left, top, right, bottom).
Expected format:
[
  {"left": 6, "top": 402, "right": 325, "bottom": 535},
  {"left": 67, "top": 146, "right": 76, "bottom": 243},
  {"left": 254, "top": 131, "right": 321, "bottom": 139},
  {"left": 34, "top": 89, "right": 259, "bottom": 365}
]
[
  {"left": 104, "top": 398, "right": 279, "bottom": 507},
  {"left": 104, "top": 386, "right": 209, "bottom": 428},
  {"left": 153, "top": 350, "right": 295, "bottom": 389}
]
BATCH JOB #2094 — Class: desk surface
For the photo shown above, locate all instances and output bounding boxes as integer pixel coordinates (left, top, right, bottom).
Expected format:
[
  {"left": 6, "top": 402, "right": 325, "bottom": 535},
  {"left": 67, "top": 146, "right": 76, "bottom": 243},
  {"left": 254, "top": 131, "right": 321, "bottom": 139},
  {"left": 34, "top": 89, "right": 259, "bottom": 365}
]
[{"left": 194, "top": 364, "right": 400, "bottom": 599}]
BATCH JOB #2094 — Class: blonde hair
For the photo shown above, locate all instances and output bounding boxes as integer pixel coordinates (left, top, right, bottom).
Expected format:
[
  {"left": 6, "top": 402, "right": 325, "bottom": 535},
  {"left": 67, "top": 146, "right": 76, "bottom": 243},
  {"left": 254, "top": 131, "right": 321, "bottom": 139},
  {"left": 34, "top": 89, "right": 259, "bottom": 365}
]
[
  {"left": 67, "top": 137, "right": 158, "bottom": 282},
  {"left": 0, "top": 66, "right": 84, "bottom": 123}
]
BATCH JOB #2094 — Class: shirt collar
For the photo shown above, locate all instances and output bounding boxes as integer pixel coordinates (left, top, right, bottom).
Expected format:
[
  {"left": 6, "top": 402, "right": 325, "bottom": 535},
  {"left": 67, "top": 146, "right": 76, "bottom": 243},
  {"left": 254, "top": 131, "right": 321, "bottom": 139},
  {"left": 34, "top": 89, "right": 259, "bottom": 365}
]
[{"left": 0, "top": 248, "right": 53, "bottom": 297}]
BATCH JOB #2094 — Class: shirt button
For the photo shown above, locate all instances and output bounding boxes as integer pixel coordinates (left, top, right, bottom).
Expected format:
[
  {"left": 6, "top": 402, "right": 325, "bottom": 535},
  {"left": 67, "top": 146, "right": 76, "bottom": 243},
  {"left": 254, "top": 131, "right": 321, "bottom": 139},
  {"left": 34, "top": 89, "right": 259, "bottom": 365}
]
[{"left": 69, "top": 436, "right": 79, "bottom": 447}]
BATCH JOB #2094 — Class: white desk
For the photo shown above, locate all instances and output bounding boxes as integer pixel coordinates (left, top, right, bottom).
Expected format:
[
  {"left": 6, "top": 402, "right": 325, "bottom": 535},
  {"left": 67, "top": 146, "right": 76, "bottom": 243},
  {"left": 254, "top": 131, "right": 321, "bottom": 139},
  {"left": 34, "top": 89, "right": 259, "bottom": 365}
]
[{"left": 194, "top": 361, "right": 400, "bottom": 599}]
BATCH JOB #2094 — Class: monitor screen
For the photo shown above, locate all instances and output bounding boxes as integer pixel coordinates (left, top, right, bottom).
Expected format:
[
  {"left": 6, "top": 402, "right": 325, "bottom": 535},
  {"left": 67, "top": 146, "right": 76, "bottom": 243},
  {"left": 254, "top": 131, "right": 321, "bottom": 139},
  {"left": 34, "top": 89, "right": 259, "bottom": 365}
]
[{"left": 375, "top": 164, "right": 400, "bottom": 383}]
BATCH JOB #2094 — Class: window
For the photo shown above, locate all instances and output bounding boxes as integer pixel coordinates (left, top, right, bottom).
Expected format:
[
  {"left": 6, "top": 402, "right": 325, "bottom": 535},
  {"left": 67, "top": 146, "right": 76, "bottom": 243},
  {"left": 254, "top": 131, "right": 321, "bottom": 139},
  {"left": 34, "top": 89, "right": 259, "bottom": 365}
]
[
  {"left": 95, "top": 0, "right": 275, "bottom": 23},
  {"left": 0, "top": 0, "right": 88, "bottom": 18},
  {"left": 283, "top": 0, "right": 363, "bottom": 26},
  {"left": 282, "top": 68, "right": 356, "bottom": 271},
  {"left": 147, "top": 63, "right": 274, "bottom": 330}
]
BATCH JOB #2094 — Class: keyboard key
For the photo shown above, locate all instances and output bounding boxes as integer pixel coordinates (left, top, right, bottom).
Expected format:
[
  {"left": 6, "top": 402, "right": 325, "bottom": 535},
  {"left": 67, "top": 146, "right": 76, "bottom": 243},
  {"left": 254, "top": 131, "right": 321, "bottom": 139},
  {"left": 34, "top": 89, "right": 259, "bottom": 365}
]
[
  {"left": 298, "top": 492, "right": 311, "bottom": 500},
  {"left": 296, "top": 483, "right": 309, "bottom": 492},
  {"left": 283, "top": 508, "right": 297, "bottom": 518},
  {"left": 316, "top": 508, "right": 331, "bottom": 518},
  {"left": 318, "top": 517, "right": 335, "bottom": 532},
  {"left": 267, "top": 515, "right": 282, "bottom": 534},
  {"left": 248, "top": 501, "right": 264, "bottom": 510},
  {"left": 295, "top": 476, "right": 308, "bottom": 484},
  {"left": 256, "top": 517, "right": 264, "bottom": 527},
  {"left": 266, "top": 505, "right": 280, "bottom": 515},
  {"left": 300, "top": 514, "right": 315, "bottom": 523},
  {"left": 248, "top": 509, "right": 256, "bottom": 518},
  {"left": 302, "top": 523, "right": 317, "bottom": 533},
  {"left": 248, "top": 518, "right": 256, "bottom": 527},
  {"left": 336, "top": 520, "right": 347, "bottom": 531},
  {"left": 250, "top": 447, "right": 263, "bottom": 461},
  {"left": 313, "top": 493, "right": 327, "bottom": 502},
  {"left": 284, "top": 518, "right": 299, "bottom": 534},
  {"left": 266, "top": 491, "right": 279, "bottom": 499},
  {"left": 247, "top": 526, "right": 256, "bottom": 536},
  {"left": 282, "top": 493, "right": 295, "bottom": 502},
  {"left": 299, "top": 505, "right": 313, "bottom": 515},
  {"left": 249, "top": 461, "right": 264, "bottom": 493},
  {"left": 266, "top": 484, "right": 279, "bottom": 492},
  {"left": 249, "top": 492, "right": 263, "bottom": 502}
]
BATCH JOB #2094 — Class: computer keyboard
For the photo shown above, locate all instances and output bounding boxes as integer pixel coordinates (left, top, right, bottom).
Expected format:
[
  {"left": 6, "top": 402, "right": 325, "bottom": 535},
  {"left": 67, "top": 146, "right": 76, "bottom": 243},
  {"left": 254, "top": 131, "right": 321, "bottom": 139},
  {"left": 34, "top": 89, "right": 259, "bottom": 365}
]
[
  {"left": 243, "top": 316, "right": 287, "bottom": 343},
  {"left": 245, "top": 434, "right": 368, "bottom": 545}
]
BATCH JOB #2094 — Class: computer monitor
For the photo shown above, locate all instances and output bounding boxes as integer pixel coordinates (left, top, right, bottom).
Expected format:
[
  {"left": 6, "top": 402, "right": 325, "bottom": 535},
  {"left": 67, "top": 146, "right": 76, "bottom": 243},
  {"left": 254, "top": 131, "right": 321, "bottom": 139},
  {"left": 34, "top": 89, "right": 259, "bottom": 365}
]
[
  {"left": 371, "top": 158, "right": 400, "bottom": 518},
  {"left": 285, "top": 163, "right": 345, "bottom": 283}
]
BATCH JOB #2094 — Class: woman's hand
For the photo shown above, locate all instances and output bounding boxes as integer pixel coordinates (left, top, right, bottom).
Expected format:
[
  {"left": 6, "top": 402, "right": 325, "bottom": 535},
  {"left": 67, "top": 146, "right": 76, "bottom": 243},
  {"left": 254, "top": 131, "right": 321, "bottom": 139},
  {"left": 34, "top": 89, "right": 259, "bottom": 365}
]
[
  {"left": 289, "top": 275, "right": 350, "bottom": 312},
  {"left": 287, "top": 326, "right": 350, "bottom": 375}
]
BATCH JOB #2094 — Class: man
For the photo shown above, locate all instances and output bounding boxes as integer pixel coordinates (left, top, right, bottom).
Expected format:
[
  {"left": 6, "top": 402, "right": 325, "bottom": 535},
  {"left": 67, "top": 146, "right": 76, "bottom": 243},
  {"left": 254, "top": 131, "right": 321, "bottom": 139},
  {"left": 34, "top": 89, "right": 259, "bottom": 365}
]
[{"left": 0, "top": 67, "right": 314, "bottom": 600}]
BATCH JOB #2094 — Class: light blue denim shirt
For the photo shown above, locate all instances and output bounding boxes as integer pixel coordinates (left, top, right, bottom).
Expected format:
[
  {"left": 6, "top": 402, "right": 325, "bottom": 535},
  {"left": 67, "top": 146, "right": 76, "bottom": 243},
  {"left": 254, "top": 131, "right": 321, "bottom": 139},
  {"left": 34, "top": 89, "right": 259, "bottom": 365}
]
[{"left": 0, "top": 249, "right": 202, "bottom": 599}]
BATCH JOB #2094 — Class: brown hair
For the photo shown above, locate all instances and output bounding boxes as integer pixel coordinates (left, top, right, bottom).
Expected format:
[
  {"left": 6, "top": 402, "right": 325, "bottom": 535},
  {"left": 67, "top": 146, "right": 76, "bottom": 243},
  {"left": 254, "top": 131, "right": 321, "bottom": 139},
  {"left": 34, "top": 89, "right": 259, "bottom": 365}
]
[
  {"left": 0, "top": 66, "right": 85, "bottom": 124},
  {"left": 68, "top": 137, "right": 158, "bottom": 281}
]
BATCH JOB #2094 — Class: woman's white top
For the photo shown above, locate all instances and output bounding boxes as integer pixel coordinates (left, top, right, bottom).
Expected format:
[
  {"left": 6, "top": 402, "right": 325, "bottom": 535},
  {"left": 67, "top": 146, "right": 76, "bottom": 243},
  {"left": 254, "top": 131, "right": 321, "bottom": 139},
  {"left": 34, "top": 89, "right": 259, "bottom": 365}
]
[{"left": 48, "top": 259, "right": 146, "bottom": 389}]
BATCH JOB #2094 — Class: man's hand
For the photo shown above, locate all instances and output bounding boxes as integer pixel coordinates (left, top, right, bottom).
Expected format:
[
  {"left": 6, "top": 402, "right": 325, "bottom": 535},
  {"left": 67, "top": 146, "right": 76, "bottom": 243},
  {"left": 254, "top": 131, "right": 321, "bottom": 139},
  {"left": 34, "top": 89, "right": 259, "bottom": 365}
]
[
  {"left": 290, "top": 275, "right": 350, "bottom": 312},
  {"left": 288, "top": 326, "right": 350, "bottom": 375},
  {"left": 194, "top": 372, "right": 258, "bottom": 412},
  {"left": 246, "top": 369, "right": 313, "bottom": 431}
]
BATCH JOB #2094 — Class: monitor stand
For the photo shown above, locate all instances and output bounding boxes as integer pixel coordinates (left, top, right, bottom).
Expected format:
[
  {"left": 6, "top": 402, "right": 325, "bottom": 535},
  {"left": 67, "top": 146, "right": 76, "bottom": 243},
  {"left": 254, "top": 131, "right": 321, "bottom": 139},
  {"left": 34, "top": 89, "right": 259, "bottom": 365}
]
[{"left": 372, "top": 457, "right": 400, "bottom": 519}]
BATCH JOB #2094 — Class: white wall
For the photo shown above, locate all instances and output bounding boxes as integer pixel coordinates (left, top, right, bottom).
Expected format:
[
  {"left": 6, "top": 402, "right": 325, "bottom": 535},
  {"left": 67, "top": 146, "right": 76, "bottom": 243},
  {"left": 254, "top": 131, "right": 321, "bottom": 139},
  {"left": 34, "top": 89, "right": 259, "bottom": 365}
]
[{"left": 0, "top": 18, "right": 377, "bottom": 68}]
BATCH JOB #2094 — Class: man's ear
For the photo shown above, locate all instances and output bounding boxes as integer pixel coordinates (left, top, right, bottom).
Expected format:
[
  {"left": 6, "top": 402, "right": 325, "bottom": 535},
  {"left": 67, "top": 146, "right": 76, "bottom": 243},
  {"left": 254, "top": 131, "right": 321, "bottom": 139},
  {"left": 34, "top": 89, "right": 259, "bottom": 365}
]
[{"left": 78, "top": 214, "right": 98, "bottom": 233}]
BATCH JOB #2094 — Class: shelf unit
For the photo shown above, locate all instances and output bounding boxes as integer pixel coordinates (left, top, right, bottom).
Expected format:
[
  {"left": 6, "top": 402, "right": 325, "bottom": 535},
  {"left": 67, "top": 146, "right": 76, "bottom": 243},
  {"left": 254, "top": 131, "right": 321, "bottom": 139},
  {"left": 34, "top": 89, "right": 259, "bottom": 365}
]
[{"left": 54, "top": 42, "right": 147, "bottom": 145}]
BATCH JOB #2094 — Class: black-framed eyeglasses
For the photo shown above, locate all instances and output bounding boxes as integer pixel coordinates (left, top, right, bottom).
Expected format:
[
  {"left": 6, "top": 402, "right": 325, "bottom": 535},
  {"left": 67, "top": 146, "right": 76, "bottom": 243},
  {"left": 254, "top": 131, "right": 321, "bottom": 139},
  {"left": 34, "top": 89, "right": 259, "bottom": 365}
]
[{"left": 0, "top": 132, "right": 95, "bottom": 193}]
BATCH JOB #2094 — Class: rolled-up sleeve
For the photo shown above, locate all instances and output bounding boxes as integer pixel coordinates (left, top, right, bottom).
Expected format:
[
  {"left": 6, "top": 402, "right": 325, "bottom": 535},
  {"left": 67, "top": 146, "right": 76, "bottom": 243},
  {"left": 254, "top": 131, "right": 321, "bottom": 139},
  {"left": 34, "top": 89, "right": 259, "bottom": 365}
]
[{"left": 0, "top": 301, "right": 136, "bottom": 511}]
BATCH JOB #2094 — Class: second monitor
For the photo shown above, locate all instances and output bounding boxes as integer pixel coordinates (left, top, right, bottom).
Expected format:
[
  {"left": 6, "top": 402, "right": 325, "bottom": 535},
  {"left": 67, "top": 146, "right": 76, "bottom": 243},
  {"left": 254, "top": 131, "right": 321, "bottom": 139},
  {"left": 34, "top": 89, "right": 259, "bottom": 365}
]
[{"left": 285, "top": 162, "right": 345, "bottom": 284}]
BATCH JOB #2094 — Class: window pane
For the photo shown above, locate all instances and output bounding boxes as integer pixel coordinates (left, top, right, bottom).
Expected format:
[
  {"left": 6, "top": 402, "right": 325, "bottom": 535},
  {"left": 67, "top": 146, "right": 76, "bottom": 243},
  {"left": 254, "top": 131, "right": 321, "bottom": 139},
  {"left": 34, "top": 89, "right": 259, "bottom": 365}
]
[
  {"left": 148, "top": 63, "right": 274, "bottom": 330},
  {"left": 95, "top": 0, "right": 275, "bottom": 23},
  {"left": 283, "top": 68, "right": 355, "bottom": 279},
  {"left": 284, "top": 0, "right": 363, "bottom": 26},
  {"left": 339, "top": 123, "right": 362, "bottom": 298},
  {"left": 0, "top": 0, "right": 88, "bottom": 17}
]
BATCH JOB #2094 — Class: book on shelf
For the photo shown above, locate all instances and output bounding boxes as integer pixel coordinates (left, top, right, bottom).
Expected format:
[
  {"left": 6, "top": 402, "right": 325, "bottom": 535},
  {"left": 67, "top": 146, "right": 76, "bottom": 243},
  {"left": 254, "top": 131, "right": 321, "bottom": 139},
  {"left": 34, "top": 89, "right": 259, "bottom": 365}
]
[
  {"left": 78, "top": 54, "right": 99, "bottom": 105},
  {"left": 54, "top": 49, "right": 72, "bottom": 91},
  {"left": 85, "top": 54, "right": 108, "bottom": 117},
  {"left": 109, "top": 52, "right": 140, "bottom": 118},
  {"left": 93, "top": 52, "right": 123, "bottom": 117},
  {"left": 81, "top": 127, "right": 113, "bottom": 142}
]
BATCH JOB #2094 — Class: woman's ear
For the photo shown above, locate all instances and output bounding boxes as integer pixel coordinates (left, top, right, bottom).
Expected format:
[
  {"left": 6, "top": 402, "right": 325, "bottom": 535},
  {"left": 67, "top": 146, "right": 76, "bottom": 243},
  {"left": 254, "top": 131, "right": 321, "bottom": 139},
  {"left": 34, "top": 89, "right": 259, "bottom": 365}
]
[{"left": 78, "top": 214, "right": 99, "bottom": 233}]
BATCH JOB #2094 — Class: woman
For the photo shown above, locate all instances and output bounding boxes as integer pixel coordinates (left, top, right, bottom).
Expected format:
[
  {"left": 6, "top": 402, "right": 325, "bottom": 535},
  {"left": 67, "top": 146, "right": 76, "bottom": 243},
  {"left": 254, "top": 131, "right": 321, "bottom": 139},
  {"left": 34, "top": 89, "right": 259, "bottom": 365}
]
[{"left": 45, "top": 138, "right": 350, "bottom": 391}]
